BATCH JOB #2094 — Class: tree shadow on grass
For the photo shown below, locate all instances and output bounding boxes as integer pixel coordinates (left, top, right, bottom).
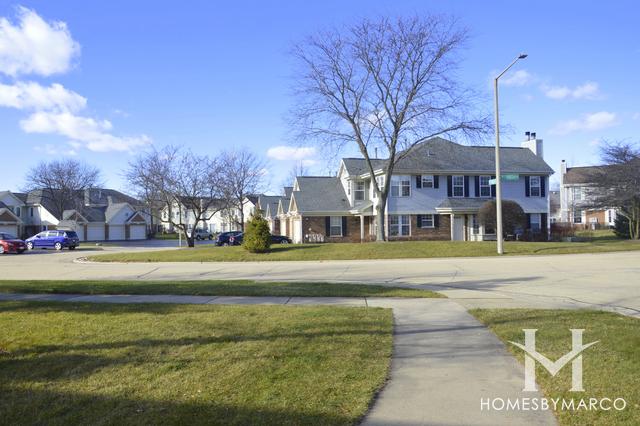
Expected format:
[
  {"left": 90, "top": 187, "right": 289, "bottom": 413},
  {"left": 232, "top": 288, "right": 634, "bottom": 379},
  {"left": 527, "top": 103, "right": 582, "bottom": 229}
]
[{"left": 0, "top": 386, "right": 355, "bottom": 426}]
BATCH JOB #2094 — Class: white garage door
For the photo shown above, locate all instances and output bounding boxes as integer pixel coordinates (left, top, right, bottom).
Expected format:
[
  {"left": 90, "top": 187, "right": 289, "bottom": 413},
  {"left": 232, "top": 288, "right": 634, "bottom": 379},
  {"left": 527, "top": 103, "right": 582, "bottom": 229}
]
[
  {"left": 292, "top": 218, "right": 302, "bottom": 244},
  {"left": 0, "top": 225, "right": 18, "bottom": 237},
  {"left": 70, "top": 224, "right": 85, "bottom": 241},
  {"left": 129, "top": 225, "right": 146, "bottom": 240},
  {"left": 87, "top": 224, "right": 105, "bottom": 241},
  {"left": 109, "top": 225, "right": 125, "bottom": 240}
]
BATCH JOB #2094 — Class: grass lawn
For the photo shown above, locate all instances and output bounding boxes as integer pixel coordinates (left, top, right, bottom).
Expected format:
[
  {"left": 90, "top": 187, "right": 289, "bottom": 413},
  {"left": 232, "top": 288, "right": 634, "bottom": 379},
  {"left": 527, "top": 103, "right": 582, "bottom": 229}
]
[
  {"left": 0, "top": 279, "right": 441, "bottom": 298},
  {"left": 88, "top": 239, "right": 640, "bottom": 263},
  {"left": 471, "top": 309, "right": 640, "bottom": 426},
  {"left": 0, "top": 301, "right": 392, "bottom": 425}
]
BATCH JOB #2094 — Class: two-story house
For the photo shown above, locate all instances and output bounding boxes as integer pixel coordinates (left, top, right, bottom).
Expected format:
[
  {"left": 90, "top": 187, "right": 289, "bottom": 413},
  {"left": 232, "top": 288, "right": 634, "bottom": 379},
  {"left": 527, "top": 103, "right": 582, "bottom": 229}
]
[
  {"left": 282, "top": 136, "right": 554, "bottom": 243},
  {"left": 559, "top": 161, "right": 617, "bottom": 228},
  {"left": 0, "top": 188, "right": 150, "bottom": 241}
]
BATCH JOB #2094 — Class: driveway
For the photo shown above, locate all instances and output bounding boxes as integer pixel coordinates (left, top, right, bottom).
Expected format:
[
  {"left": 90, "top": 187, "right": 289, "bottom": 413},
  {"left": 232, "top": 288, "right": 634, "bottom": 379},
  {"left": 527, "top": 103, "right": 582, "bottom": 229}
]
[{"left": 1, "top": 248, "right": 638, "bottom": 317}]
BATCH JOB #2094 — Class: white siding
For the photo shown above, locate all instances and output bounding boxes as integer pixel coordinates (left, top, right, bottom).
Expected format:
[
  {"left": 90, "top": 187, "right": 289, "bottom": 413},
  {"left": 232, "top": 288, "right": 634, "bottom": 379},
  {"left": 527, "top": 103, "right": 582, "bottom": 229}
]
[
  {"left": 87, "top": 224, "right": 105, "bottom": 241},
  {"left": 109, "top": 225, "right": 125, "bottom": 240},
  {"left": 129, "top": 225, "right": 146, "bottom": 240}
]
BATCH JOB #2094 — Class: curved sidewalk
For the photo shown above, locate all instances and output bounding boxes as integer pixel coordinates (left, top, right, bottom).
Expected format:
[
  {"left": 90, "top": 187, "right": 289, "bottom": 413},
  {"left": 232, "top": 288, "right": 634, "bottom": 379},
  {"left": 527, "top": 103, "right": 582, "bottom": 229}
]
[{"left": 0, "top": 293, "right": 556, "bottom": 425}]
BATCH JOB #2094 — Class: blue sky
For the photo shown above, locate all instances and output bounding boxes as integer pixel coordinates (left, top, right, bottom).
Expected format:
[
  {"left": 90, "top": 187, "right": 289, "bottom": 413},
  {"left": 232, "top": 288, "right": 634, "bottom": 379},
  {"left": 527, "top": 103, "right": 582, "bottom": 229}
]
[{"left": 1, "top": 0, "right": 638, "bottom": 193}]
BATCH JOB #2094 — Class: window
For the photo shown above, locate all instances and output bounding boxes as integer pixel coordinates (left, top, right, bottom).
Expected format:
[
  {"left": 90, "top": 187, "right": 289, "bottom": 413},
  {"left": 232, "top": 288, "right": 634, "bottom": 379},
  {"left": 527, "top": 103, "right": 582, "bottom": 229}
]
[
  {"left": 329, "top": 216, "right": 342, "bottom": 236},
  {"left": 421, "top": 175, "right": 434, "bottom": 188},
  {"left": 29, "top": 207, "right": 34, "bottom": 217},
  {"left": 573, "top": 187, "right": 584, "bottom": 201},
  {"left": 391, "top": 178, "right": 410, "bottom": 197},
  {"left": 530, "top": 176, "right": 541, "bottom": 197},
  {"left": 530, "top": 213, "right": 541, "bottom": 231},
  {"left": 354, "top": 181, "right": 365, "bottom": 201},
  {"left": 472, "top": 215, "right": 480, "bottom": 234},
  {"left": 389, "top": 215, "right": 410, "bottom": 236},
  {"left": 452, "top": 175, "right": 464, "bottom": 197},
  {"left": 573, "top": 209, "right": 583, "bottom": 224},
  {"left": 479, "top": 176, "right": 491, "bottom": 197},
  {"left": 14, "top": 207, "right": 20, "bottom": 217},
  {"left": 419, "top": 214, "right": 434, "bottom": 228}
]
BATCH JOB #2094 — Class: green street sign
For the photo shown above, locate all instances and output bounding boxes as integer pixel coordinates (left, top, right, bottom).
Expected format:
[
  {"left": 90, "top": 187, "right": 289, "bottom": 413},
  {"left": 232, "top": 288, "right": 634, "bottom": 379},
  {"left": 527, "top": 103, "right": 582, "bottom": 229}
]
[{"left": 488, "top": 174, "right": 519, "bottom": 185}]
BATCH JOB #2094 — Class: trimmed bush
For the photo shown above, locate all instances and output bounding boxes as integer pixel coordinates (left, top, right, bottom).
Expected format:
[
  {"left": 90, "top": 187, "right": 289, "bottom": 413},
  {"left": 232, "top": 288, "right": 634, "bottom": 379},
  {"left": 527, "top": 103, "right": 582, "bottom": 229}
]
[
  {"left": 478, "top": 199, "right": 526, "bottom": 238},
  {"left": 243, "top": 213, "right": 272, "bottom": 253}
]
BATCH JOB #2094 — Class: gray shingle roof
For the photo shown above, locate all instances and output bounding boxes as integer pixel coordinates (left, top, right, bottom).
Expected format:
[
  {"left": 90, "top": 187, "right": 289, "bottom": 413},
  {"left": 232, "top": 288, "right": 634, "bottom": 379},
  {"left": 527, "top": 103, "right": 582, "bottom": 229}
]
[
  {"left": 342, "top": 158, "right": 387, "bottom": 176},
  {"left": 563, "top": 166, "right": 608, "bottom": 184},
  {"left": 343, "top": 137, "right": 554, "bottom": 175},
  {"left": 283, "top": 187, "right": 293, "bottom": 198},
  {"left": 437, "top": 198, "right": 489, "bottom": 210},
  {"left": 292, "top": 177, "right": 350, "bottom": 213},
  {"left": 257, "top": 195, "right": 283, "bottom": 219}
]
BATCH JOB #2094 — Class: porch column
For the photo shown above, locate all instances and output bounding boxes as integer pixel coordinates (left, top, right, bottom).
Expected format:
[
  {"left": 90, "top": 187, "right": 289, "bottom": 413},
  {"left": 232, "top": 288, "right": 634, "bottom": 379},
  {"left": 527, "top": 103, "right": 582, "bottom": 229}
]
[
  {"left": 360, "top": 215, "right": 364, "bottom": 242},
  {"left": 450, "top": 213, "right": 455, "bottom": 240}
]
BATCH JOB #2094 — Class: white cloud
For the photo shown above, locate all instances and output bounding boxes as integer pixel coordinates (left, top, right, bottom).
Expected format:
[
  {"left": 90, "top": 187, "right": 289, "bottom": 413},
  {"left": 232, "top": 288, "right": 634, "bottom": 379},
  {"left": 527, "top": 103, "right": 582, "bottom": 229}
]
[
  {"left": 542, "top": 81, "right": 601, "bottom": 100},
  {"left": 500, "top": 70, "right": 534, "bottom": 87},
  {"left": 550, "top": 111, "right": 618, "bottom": 135},
  {"left": 0, "top": 6, "right": 80, "bottom": 77},
  {"left": 267, "top": 146, "right": 317, "bottom": 161},
  {"left": 0, "top": 81, "right": 86, "bottom": 112},
  {"left": 34, "top": 143, "right": 77, "bottom": 156},
  {"left": 20, "top": 111, "right": 151, "bottom": 152}
]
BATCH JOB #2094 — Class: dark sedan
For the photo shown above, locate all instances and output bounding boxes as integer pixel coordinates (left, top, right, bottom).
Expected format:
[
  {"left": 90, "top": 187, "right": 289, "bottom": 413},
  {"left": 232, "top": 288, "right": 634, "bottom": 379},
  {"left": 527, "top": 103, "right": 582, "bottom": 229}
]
[
  {"left": 0, "top": 232, "right": 27, "bottom": 254},
  {"left": 226, "top": 233, "right": 292, "bottom": 246},
  {"left": 215, "top": 231, "right": 243, "bottom": 246}
]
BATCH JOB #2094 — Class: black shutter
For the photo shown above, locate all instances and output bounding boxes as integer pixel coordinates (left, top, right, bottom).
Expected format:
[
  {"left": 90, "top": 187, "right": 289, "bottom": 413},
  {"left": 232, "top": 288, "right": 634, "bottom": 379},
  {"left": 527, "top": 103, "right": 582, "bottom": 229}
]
[
  {"left": 417, "top": 215, "right": 423, "bottom": 228},
  {"left": 525, "top": 176, "right": 531, "bottom": 197},
  {"left": 526, "top": 214, "right": 531, "bottom": 230},
  {"left": 325, "top": 216, "right": 330, "bottom": 236},
  {"left": 342, "top": 216, "right": 347, "bottom": 236},
  {"left": 434, "top": 175, "right": 439, "bottom": 188},
  {"left": 447, "top": 176, "right": 452, "bottom": 197},
  {"left": 474, "top": 176, "right": 480, "bottom": 197},
  {"left": 434, "top": 214, "right": 440, "bottom": 228},
  {"left": 416, "top": 175, "right": 422, "bottom": 189},
  {"left": 464, "top": 176, "right": 470, "bottom": 197},
  {"left": 541, "top": 213, "right": 548, "bottom": 230},
  {"left": 541, "top": 176, "right": 546, "bottom": 197},
  {"left": 491, "top": 176, "right": 496, "bottom": 197}
]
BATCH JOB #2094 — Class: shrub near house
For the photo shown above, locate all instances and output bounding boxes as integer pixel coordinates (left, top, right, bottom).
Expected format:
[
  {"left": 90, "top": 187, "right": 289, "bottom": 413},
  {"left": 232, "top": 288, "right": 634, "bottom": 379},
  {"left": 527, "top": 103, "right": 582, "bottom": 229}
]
[{"left": 243, "top": 213, "right": 271, "bottom": 253}]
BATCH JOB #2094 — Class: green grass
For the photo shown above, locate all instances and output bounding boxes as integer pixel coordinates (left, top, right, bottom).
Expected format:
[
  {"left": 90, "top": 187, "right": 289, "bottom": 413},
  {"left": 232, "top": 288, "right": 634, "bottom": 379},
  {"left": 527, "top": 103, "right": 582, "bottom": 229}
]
[
  {"left": 574, "top": 229, "right": 620, "bottom": 242},
  {"left": 88, "top": 239, "right": 640, "bottom": 263},
  {"left": 471, "top": 309, "right": 640, "bottom": 426},
  {"left": 0, "top": 301, "right": 392, "bottom": 425},
  {"left": 152, "top": 232, "right": 180, "bottom": 240},
  {"left": 0, "top": 279, "right": 441, "bottom": 298}
]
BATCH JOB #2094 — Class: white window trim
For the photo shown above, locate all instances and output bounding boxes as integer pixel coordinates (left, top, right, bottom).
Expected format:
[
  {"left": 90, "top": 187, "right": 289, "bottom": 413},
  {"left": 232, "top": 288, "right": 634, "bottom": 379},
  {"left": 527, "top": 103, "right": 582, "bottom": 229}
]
[
  {"left": 452, "top": 175, "right": 464, "bottom": 198},
  {"left": 421, "top": 175, "right": 434, "bottom": 188},
  {"left": 391, "top": 178, "right": 411, "bottom": 198},
  {"left": 373, "top": 176, "right": 385, "bottom": 199},
  {"left": 479, "top": 176, "right": 491, "bottom": 197},
  {"left": 420, "top": 214, "right": 435, "bottom": 228},
  {"left": 530, "top": 213, "right": 541, "bottom": 231},
  {"left": 354, "top": 181, "right": 365, "bottom": 201},
  {"left": 389, "top": 214, "right": 411, "bottom": 236},
  {"left": 329, "top": 216, "right": 342, "bottom": 237},
  {"left": 530, "top": 176, "right": 541, "bottom": 197}
]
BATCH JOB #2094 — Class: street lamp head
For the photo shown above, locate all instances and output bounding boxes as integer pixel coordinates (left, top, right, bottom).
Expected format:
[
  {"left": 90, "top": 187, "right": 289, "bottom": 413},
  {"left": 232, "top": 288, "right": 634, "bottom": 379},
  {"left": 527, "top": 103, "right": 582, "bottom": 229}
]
[{"left": 518, "top": 53, "right": 528, "bottom": 59}]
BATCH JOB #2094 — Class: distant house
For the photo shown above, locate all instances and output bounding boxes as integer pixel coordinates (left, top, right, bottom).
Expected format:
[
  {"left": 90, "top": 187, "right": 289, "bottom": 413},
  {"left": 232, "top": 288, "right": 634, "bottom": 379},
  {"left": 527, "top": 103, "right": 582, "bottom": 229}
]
[
  {"left": 279, "top": 136, "right": 554, "bottom": 243},
  {"left": 258, "top": 194, "right": 285, "bottom": 234},
  {"left": 0, "top": 188, "right": 149, "bottom": 241},
  {"left": 549, "top": 190, "right": 561, "bottom": 224},
  {"left": 559, "top": 161, "right": 617, "bottom": 228}
]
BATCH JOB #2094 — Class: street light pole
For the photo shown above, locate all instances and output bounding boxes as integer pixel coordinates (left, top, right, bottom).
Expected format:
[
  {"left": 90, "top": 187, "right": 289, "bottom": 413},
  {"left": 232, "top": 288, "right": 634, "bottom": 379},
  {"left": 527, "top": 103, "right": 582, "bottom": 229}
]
[{"left": 494, "top": 54, "right": 527, "bottom": 255}]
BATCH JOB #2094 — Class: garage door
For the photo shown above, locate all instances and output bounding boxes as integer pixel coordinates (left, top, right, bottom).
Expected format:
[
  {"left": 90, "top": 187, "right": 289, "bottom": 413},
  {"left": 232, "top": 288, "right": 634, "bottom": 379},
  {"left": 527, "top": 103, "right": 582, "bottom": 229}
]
[
  {"left": 292, "top": 218, "right": 302, "bottom": 244},
  {"left": 0, "top": 224, "right": 18, "bottom": 237},
  {"left": 87, "top": 224, "right": 105, "bottom": 241},
  {"left": 109, "top": 225, "right": 125, "bottom": 240},
  {"left": 129, "top": 225, "right": 146, "bottom": 240}
]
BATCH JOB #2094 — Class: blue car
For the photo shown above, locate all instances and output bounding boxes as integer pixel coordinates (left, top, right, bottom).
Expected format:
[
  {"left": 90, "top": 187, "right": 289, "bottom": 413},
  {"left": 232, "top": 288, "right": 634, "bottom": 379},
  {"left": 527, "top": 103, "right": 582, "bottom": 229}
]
[{"left": 26, "top": 230, "right": 80, "bottom": 251}]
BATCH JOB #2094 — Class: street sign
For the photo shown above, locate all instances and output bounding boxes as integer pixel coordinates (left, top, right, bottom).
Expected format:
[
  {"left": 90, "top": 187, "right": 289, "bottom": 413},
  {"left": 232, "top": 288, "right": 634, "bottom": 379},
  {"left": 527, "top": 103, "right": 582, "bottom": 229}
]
[{"left": 489, "top": 174, "right": 519, "bottom": 185}]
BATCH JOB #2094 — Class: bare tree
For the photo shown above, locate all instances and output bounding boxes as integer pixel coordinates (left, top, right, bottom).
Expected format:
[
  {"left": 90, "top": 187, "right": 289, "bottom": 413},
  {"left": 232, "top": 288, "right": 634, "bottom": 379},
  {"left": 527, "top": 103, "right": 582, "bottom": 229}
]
[
  {"left": 220, "top": 149, "right": 267, "bottom": 231},
  {"left": 125, "top": 146, "right": 227, "bottom": 247},
  {"left": 291, "top": 15, "right": 489, "bottom": 241},
  {"left": 587, "top": 141, "right": 640, "bottom": 239},
  {"left": 23, "top": 159, "right": 102, "bottom": 219},
  {"left": 283, "top": 162, "right": 309, "bottom": 188}
]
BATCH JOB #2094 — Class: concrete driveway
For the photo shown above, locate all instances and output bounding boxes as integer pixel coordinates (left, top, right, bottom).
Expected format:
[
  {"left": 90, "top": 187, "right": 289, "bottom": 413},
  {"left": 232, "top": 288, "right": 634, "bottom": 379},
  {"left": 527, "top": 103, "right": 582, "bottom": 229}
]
[{"left": 1, "top": 247, "right": 638, "bottom": 317}]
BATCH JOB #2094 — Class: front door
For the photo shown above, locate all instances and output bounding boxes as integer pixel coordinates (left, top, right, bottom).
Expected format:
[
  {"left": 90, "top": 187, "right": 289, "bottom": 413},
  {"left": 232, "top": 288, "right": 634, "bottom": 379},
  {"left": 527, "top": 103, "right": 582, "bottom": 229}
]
[{"left": 452, "top": 215, "right": 465, "bottom": 241}]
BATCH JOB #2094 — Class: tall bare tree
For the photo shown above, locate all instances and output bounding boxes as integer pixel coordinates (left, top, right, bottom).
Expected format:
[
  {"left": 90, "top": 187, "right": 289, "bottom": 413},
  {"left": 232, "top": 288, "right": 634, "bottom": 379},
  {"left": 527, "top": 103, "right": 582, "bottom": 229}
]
[
  {"left": 23, "top": 159, "right": 102, "bottom": 219},
  {"left": 220, "top": 148, "right": 266, "bottom": 231},
  {"left": 587, "top": 141, "right": 640, "bottom": 239},
  {"left": 125, "top": 146, "right": 227, "bottom": 247},
  {"left": 283, "top": 162, "right": 309, "bottom": 188},
  {"left": 291, "top": 15, "right": 489, "bottom": 241}
]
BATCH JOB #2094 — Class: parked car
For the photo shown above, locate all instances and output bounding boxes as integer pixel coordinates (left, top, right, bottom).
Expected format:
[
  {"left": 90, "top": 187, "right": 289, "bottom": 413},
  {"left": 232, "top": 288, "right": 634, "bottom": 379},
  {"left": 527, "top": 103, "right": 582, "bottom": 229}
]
[
  {"left": 0, "top": 233, "right": 27, "bottom": 254},
  {"left": 215, "top": 231, "right": 243, "bottom": 246},
  {"left": 226, "top": 233, "right": 292, "bottom": 246},
  {"left": 25, "top": 230, "right": 80, "bottom": 251},
  {"left": 193, "top": 228, "right": 214, "bottom": 240}
]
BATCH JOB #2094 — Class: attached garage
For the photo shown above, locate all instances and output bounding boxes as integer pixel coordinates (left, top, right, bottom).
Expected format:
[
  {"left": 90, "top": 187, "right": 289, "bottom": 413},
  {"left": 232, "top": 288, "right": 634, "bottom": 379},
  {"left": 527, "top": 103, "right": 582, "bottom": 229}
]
[
  {"left": 87, "top": 224, "right": 105, "bottom": 241},
  {"left": 67, "top": 224, "right": 85, "bottom": 241},
  {"left": 0, "top": 224, "right": 18, "bottom": 236},
  {"left": 109, "top": 225, "right": 126, "bottom": 240},
  {"left": 129, "top": 224, "right": 146, "bottom": 240}
]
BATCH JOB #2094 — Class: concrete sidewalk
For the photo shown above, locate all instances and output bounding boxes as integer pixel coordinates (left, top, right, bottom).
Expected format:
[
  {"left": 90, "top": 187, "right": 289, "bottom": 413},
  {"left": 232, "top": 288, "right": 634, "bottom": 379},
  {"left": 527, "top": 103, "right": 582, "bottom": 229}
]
[{"left": 1, "top": 293, "right": 556, "bottom": 425}]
